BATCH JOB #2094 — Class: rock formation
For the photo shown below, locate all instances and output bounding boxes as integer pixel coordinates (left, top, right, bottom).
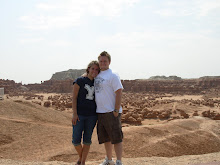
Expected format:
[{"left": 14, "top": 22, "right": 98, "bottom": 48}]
[
  {"left": 0, "top": 79, "right": 22, "bottom": 94},
  {"left": 149, "top": 75, "right": 182, "bottom": 80},
  {"left": 50, "top": 69, "right": 86, "bottom": 81},
  {"left": 122, "top": 78, "right": 220, "bottom": 93},
  {"left": 1, "top": 77, "right": 220, "bottom": 94}
]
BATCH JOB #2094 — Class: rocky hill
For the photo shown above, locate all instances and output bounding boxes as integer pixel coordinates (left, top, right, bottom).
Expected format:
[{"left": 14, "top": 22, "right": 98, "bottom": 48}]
[{"left": 50, "top": 69, "right": 86, "bottom": 81}]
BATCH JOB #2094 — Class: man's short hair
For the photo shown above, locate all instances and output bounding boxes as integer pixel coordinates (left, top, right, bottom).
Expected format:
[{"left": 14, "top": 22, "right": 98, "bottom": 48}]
[{"left": 98, "top": 51, "right": 111, "bottom": 62}]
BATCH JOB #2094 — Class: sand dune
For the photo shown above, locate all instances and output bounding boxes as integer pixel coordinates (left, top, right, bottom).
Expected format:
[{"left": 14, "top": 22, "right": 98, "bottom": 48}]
[
  {"left": 0, "top": 100, "right": 104, "bottom": 162},
  {"left": 1, "top": 99, "right": 220, "bottom": 165}
]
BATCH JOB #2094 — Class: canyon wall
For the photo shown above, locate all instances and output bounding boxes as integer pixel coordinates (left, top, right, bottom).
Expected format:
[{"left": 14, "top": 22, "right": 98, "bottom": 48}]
[
  {"left": 1, "top": 78, "right": 220, "bottom": 94},
  {"left": 122, "top": 78, "right": 220, "bottom": 93},
  {"left": 0, "top": 79, "right": 22, "bottom": 94}
]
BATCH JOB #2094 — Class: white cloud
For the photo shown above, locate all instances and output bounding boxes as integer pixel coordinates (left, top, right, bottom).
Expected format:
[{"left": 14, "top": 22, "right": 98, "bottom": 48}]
[
  {"left": 48, "top": 40, "right": 73, "bottom": 47},
  {"left": 36, "top": 3, "right": 58, "bottom": 11},
  {"left": 196, "top": 0, "right": 220, "bottom": 17},
  {"left": 85, "top": 0, "right": 139, "bottom": 17},
  {"left": 154, "top": 0, "right": 220, "bottom": 17},
  {"left": 153, "top": 1, "right": 196, "bottom": 17},
  {"left": 19, "top": 14, "right": 81, "bottom": 30},
  {"left": 19, "top": 37, "right": 45, "bottom": 44},
  {"left": 96, "top": 30, "right": 220, "bottom": 55},
  {"left": 18, "top": 37, "right": 73, "bottom": 47},
  {"left": 95, "top": 30, "right": 220, "bottom": 80},
  {"left": 154, "top": 9, "right": 175, "bottom": 17},
  {"left": 19, "top": 0, "right": 140, "bottom": 30}
]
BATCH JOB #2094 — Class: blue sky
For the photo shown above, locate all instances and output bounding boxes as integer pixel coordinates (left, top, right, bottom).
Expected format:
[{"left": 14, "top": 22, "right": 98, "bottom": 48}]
[{"left": 1, "top": 0, "right": 220, "bottom": 84}]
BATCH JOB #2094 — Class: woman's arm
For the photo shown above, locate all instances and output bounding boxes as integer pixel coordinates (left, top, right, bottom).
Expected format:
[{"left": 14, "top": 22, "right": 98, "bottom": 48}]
[{"left": 72, "top": 83, "right": 80, "bottom": 125}]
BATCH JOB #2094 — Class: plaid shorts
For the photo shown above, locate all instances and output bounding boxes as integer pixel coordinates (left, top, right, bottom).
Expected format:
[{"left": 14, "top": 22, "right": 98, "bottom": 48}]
[{"left": 97, "top": 112, "right": 123, "bottom": 144}]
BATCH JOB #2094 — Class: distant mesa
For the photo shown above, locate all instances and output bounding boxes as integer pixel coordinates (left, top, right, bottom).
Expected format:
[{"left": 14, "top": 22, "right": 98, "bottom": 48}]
[
  {"left": 1, "top": 74, "right": 220, "bottom": 94},
  {"left": 149, "top": 75, "right": 182, "bottom": 80},
  {"left": 149, "top": 75, "right": 220, "bottom": 81},
  {"left": 50, "top": 69, "right": 86, "bottom": 81},
  {"left": 199, "top": 76, "right": 220, "bottom": 80}
]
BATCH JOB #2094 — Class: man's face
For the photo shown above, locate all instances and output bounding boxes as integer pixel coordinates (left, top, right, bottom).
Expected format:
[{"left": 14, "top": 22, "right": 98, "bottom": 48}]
[{"left": 98, "top": 56, "right": 110, "bottom": 71}]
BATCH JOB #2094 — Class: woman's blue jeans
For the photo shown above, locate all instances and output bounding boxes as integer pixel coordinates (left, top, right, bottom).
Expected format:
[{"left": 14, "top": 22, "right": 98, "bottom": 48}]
[{"left": 72, "top": 115, "right": 97, "bottom": 146}]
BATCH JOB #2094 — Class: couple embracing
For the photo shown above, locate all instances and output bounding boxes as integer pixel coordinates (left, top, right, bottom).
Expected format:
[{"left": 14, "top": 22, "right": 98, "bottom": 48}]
[{"left": 72, "top": 51, "right": 123, "bottom": 165}]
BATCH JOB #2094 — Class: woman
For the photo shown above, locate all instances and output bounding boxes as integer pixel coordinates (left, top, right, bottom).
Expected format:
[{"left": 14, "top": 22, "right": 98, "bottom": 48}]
[{"left": 72, "top": 61, "right": 100, "bottom": 165}]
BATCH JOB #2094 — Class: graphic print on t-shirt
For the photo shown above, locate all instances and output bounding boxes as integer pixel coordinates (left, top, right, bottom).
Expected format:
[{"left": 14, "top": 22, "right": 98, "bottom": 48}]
[
  {"left": 84, "top": 84, "right": 95, "bottom": 100},
  {"left": 94, "top": 77, "right": 104, "bottom": 93}
]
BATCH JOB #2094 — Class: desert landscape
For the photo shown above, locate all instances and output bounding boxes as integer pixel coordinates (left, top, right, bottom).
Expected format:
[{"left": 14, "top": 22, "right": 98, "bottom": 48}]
[
  {"left": 2, "top": 0, "right": 220, "bottom": 164},
  {"left": 1, "top": 76, "right": 220, "bottom": 165}
]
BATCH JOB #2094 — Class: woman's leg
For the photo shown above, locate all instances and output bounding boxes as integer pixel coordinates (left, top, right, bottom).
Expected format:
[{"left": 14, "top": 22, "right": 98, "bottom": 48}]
[
  {"left": 74, "top": 145, "right": 82, "bottom": 164},
  {"left": 81, "top": 115, "right": 97, "bottom": 164},
  {"left": 80, "top": 144, "right": 90, "bottom": 165},
  {"left": 72, "top": 115, "right": 84, "bottom": 163}
]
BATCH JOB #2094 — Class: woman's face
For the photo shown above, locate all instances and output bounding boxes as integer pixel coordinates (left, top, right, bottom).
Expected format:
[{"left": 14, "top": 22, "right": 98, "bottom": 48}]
[{"left": 88, "top": 64, "right": 99, "bottom": 78}]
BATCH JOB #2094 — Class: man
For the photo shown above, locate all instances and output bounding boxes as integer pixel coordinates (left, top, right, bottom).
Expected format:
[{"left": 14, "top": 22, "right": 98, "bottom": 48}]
[{"left": 95, "top": 51, "right": 123, "bottom": 165}]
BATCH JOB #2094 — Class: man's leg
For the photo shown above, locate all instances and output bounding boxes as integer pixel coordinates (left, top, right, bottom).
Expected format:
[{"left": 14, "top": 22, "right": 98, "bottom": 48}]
[
  {"left": 111, "top": 113, "right": 123, "bottom": 164},
  {"left": 104, "top": 141, "right": 113, "bottom": 160},
  {"left": 114, "top": 142, "right": 123, "bottom": 161}
]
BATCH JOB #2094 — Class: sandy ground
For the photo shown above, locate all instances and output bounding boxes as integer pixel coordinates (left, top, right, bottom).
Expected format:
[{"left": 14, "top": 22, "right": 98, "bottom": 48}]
[
  {"left": 1, "top": 94, "right": 220, "bottom": 165},
  {"left": 1, "top": 152, "right": 220, "bottom": 165}
]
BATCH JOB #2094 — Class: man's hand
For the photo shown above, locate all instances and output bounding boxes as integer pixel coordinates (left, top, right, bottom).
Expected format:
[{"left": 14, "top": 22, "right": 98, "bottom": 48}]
[
  {"left": 113, "top": 111, "right": 119, "bottom": 117},
  {"left": 72, "top": 114, "right": 80, "bottom": 125},
  {"left": 114, "top": 89, "right": 122, "bottom": 117},
  {"left": 81, "top": 73, "right": 87, "bottom": 77}
]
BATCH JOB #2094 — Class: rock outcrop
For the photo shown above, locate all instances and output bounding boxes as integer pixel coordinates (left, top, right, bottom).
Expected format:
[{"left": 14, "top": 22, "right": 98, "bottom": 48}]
[
  {"left": 50, "top": 69, "right": 86, "bottom": 81},
  {"left": 25, "top": 80, "right": 73, "bottom": 93},
  {"left": 0, "top": 79, "right": 22, "bottom": 94}
]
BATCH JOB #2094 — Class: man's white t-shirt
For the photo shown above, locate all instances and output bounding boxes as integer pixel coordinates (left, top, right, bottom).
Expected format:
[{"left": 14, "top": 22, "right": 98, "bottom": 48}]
[{"left": 95, "top": 69, "right": 123, "bottom": 113}]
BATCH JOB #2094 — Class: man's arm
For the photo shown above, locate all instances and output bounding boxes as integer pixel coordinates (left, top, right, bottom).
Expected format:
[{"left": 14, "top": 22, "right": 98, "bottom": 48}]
[{"left": 113, "top": 88, "right": 122, "bottom": 117}]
